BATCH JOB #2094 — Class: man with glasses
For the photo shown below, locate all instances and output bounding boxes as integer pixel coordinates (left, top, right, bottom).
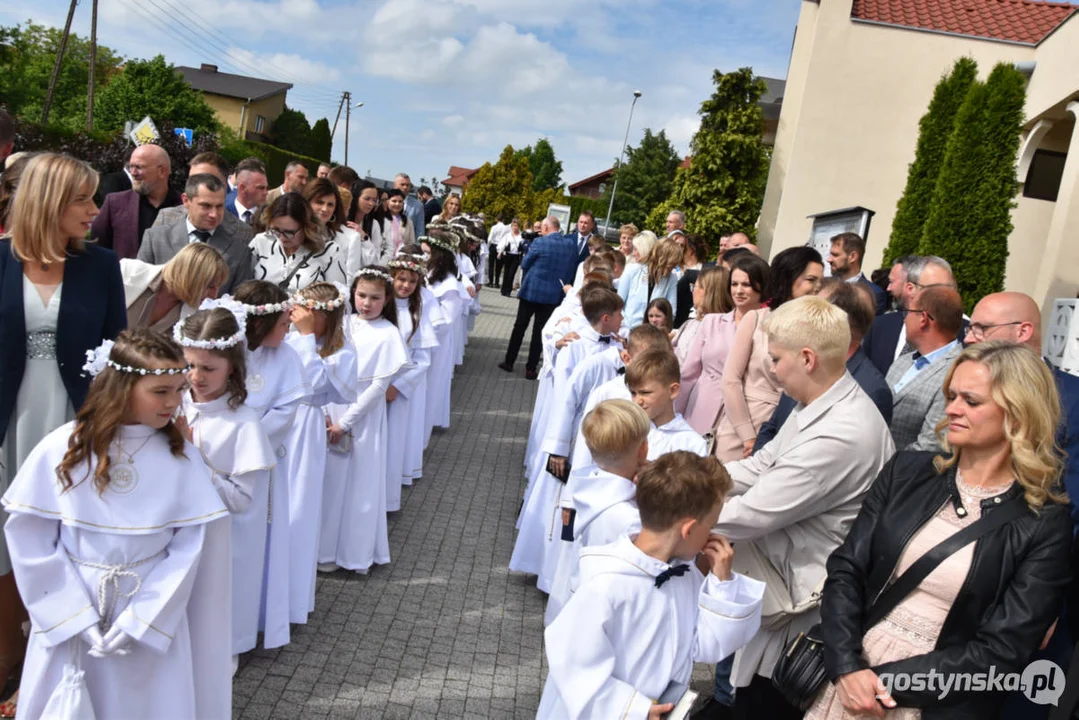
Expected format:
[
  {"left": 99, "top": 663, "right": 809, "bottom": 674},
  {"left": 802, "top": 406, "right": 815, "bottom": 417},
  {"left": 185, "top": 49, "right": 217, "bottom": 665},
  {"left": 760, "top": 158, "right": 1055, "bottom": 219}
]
[
  {"left": 862, "top": 255, "right": 957, "bottom": 375},
  {"left": 885, "top": 285, "right": 964, "bottom": 452},
  {"left": 138, "top": 174, "right": 253, "bottom": 293},
  {"left": 91, "top": 144, "right": 182, "bottom": 259}
]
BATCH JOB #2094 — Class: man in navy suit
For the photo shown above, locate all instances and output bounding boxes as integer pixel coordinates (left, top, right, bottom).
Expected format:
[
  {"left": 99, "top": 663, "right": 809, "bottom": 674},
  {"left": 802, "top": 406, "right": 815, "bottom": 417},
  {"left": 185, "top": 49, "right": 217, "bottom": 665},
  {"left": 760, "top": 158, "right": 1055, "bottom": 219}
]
[
  {"left": 225, "top": 157, "right": 269, "bottom": 225},
  {"left": 498, "top": 216, "right": 579, "bottom": 379},
  {"left": 827, "top": 232, "right": 888, "bottom": 315},
  {"left": 861, "top": 255, "right": 956, "bottom": 376},
  {"left": 564, "top": 210, "right": 597, "bottom": 266}
]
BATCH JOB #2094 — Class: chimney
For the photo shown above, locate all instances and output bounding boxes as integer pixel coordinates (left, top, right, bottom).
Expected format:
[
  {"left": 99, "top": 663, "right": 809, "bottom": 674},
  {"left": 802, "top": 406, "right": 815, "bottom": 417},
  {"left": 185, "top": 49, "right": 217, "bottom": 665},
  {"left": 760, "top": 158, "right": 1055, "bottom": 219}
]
[{"left": 200, "top": 63, "right": 218, "bottom": 73}]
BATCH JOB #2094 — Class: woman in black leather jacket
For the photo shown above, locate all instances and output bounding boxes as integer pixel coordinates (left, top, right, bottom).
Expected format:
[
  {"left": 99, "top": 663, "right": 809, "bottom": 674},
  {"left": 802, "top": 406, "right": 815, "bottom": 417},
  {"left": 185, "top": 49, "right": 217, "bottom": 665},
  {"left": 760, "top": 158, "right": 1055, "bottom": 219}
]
[{"left": 810, "top": 342, "right": 1072, "bottom": 719}]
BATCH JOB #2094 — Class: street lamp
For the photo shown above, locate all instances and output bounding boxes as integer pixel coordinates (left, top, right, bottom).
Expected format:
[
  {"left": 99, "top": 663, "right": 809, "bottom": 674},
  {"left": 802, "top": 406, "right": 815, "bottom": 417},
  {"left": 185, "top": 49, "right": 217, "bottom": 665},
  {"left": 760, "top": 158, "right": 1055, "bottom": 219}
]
[
  {"left": 345, "top": 99, "right": 365, "bottom": 166},
  {"left": 603, "top": 90, "right": 642, "bottom": 236}
]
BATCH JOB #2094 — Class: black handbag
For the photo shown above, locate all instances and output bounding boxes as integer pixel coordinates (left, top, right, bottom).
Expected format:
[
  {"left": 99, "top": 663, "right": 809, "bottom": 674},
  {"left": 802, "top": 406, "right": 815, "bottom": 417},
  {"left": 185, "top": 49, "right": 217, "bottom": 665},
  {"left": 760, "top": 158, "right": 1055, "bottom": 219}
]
[{"left": 771, "top": 497, "right": 1027, "bottom": 711}]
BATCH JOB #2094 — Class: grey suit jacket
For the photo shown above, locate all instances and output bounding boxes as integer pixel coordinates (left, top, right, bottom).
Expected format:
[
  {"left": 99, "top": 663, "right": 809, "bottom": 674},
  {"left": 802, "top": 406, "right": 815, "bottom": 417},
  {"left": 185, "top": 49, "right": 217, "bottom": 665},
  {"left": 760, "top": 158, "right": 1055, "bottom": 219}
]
[
  {"left": 137, "top": 215, "right": 254, "bottom": 294},
  {"left": 151, "top": 205, "right": 255, "bottom": 244},
  {"left": 885, "top": 342, "right": 962, "bottom": 452}
]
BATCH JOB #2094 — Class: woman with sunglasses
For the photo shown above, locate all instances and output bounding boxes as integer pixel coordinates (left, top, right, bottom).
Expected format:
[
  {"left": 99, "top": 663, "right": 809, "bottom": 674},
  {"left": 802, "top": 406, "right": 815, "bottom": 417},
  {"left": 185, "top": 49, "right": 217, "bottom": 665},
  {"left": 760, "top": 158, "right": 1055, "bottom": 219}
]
[{"left": 249, "top": 193, "right": 345, "bottom": 292}]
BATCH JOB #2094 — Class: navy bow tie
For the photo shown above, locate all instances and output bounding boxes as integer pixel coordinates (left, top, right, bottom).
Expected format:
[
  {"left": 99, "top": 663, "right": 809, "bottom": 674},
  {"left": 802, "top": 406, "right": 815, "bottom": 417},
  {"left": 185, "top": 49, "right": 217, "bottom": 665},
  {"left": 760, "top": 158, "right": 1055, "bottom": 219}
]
[
  {"left": 598, "top": 335, "right": 612, "bottom": 344},
  {"left": 616, "top": 366, "right": 626, "bottom": 375},
  {"left": 192, "top": 229, "right": 211, "bottom": 242},
  {"left": 654, "top": 563, "right": 691, "bottom": 588}
]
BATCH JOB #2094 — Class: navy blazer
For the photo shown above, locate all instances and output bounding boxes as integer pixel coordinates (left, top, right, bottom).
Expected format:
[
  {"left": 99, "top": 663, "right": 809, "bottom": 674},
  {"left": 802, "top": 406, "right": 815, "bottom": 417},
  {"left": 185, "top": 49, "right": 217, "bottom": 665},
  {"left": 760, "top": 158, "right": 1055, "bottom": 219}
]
[
  {"left": 862, "top": 311, "right": 970, "bottom": 376},
  {"left": 857, "top": 274, "right": 889, "bottom": 316},
  {"left": 0, "top": 240, "right": 127, "bottom": 443},
  {"left": 565, "top": 231, "right": 593, "bottom": 265},
  {"left": 753, "top": 348, "right": 893, "bottom": 453},
  {"left": 518, "top": 232, "right": 580, "bottom": 306},
  {"left": 1052, "top": 364, "right": 1079, "bottom": 530},
  {"left": 225, "top": 191, "right": 239, "bottom": 217}
]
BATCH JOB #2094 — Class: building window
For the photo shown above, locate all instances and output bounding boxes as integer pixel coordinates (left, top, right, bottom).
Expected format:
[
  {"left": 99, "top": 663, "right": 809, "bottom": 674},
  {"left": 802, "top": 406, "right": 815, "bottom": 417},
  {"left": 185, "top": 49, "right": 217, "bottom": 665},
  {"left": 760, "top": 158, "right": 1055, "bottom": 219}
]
[
  {"left": 255, "top": 115, "right": 266, "bottom": 134},
  {"left": 1024, "top": 149, "right": 1066, "bottom": 202}
]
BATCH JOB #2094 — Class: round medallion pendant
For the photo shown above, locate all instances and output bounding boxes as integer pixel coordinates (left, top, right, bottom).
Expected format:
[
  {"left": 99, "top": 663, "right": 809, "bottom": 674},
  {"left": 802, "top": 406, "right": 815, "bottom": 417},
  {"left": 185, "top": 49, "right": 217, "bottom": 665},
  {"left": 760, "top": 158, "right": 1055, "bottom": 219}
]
[
  {"left": 109, "top": 463, "right": 140, "bottom": 494},
  {"left": 247, "top": 373, "right": 266, "bottom": 393}
]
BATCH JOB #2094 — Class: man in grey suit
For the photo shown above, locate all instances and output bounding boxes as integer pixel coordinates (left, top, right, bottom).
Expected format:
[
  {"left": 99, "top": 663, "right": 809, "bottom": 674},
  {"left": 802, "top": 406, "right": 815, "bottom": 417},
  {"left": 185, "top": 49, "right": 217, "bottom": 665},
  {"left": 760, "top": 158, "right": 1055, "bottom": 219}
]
[
  {"left": 138, "top": 174, "right": 253, "bottom": 294},
  {"left": 885, "top": 285, "right": 965, "bottom": 452},
  {"left": 151, "top": 152, "right": 254, "bottom": 245}
]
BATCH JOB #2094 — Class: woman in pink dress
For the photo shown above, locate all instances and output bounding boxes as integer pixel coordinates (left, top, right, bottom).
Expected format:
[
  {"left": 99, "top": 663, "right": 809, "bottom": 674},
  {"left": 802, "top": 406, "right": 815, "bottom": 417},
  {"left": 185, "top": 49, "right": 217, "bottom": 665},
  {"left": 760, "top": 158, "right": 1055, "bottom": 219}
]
[
  {"left": 713, "top": 248, "right": 823, "bottom": 462},
  {"left": 808, "top": 342, "right": 1071, "bottom": 719},
  {"left": 675, "top": 266, "right": 739, "bottom": 434}
]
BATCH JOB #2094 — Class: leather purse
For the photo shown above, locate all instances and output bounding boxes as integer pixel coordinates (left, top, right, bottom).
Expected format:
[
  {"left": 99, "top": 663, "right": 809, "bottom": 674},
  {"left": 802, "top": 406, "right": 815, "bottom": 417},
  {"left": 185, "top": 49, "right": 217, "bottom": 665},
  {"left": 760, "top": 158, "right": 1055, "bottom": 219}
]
[{"left": 772, "top": 497, "right": 1027, "bottom": 711}]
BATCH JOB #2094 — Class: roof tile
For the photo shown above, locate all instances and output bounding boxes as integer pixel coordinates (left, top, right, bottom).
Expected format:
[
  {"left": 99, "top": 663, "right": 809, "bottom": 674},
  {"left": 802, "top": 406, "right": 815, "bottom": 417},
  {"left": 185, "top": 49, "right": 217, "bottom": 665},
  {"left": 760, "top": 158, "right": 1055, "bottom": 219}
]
[{"left": 851, "top": 0, "right": 1076, "bottom": 44}]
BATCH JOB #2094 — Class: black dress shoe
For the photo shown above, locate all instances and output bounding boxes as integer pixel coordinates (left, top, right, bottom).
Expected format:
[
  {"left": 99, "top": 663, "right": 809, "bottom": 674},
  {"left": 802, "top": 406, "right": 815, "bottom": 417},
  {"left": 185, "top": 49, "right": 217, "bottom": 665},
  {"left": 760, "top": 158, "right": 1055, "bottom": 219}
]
[
  {"left": 525, "top": 369, "right": 538, "bottom": 380},
  {"left": 691, "top": 698, "right": 734, "bottom": 720},
  {"left": 497, "top": 361, "right": 514, "bottom": 373}
]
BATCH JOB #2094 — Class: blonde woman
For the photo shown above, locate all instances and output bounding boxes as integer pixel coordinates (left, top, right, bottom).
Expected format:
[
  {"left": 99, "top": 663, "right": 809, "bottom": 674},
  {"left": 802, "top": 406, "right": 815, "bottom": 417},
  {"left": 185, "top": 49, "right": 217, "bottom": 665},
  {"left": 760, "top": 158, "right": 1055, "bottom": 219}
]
[
  {"left": 810, "top": 342, "right": 1071, "bottom": 720},
  {"left": 0, "top": 153, "right": 127, "bottom": 717},
  {"left": 121, "top": 242, "right": 230, "bottom": 331},
  {"left": 617, "top": 235, "right": 682, "bottom": 327}
]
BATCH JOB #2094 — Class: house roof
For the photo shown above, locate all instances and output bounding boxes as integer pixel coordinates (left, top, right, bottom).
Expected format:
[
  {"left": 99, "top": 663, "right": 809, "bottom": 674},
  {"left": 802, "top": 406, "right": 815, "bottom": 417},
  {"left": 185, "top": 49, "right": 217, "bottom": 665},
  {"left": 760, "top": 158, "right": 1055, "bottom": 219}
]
[
  {"left": 850, "top": 0, "right": 1078, "bottom": 46},
  {"left": 176, "top": 65, "right": 293, "bottom": 102},
  {"left": 442, "top": 166, "right": 478, "bottom": 187},
  {"left": 568, "top": 167, "right": 614, "bottom": 190}
]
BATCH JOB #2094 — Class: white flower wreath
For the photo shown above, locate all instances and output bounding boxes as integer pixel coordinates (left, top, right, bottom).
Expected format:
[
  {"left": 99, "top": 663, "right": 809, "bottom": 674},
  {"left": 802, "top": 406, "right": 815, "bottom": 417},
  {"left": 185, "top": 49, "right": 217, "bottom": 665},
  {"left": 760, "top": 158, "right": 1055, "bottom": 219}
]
[{"left": 172, "top": 295, "right": 248, "bottom": 350}]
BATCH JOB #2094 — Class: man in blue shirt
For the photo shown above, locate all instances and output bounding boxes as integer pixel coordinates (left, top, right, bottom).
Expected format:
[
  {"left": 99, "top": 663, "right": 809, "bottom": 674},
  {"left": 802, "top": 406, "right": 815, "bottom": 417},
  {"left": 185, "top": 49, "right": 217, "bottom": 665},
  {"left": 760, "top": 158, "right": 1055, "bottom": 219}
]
[{"left": 498, "top": 216, "right": 579, "bottom": 380}]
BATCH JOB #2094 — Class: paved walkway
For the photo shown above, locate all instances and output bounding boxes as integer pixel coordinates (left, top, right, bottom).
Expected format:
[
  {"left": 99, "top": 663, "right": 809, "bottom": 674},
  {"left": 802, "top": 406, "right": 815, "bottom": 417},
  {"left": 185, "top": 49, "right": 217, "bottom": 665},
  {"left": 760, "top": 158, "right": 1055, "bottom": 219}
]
[{"left": 233, "top": 287, "right": 548, "bottom": 719}]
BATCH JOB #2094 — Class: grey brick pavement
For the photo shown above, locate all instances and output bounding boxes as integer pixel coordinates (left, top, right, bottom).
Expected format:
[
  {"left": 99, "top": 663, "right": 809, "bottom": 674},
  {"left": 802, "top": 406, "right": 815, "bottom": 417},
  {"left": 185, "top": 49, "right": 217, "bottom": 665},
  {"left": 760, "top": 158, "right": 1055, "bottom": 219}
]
[{"left": 233, "top": 287, "right": 718, "bottom": 719}]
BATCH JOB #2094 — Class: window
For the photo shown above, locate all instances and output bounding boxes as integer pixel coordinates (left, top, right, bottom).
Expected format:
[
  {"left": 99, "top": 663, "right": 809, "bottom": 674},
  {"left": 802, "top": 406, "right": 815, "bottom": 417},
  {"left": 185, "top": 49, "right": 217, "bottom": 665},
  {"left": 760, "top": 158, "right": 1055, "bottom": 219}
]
[
  {"left": 255, "top": 115, "right": 266, "bottom": 134},
  {"left": 1023, "top": 149, "right": 1066, "bottom": 202}
]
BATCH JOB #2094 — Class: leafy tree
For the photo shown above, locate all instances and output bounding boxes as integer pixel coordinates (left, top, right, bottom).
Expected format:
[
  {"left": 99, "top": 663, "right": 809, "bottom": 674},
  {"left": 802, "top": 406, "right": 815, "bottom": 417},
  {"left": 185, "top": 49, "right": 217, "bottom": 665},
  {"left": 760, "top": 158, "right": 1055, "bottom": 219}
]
[
  {"left": 646, "top": 67, "right": 770, "bottom": 253},
  {"left": 272, "top": 106, "right": 312, "bottom": 155},
  {"left": 462, "top": 145, "right": 535, "bottom": 223},
  {"left": 918, "top": 63, "right": 1026, "bottom": 311},
  {"left": 0, "top": 21, "right": 124, "bottom": 132},
  {"left": 516, "top": 138, "right": 563, "bottom": 191},
  {"left": 884, "top": 57, "right": 978, "bottom": 264},
  {"left": 308, "top": 118, "right": 332, "bottom": 161},
  {"left": 94, "top": 55, "right": 218, "bottom": 136},
  {"left": 599, "top": 128, "right": 682, "bottom": 228}
]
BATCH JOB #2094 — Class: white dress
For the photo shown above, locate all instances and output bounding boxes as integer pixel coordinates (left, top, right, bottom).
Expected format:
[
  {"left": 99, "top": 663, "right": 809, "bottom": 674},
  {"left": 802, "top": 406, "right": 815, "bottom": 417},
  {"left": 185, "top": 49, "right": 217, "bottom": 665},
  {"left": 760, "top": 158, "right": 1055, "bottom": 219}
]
[
  {"left": 414, "top": 285, "right": 448, "bottom": 460},
  {"left": 249, "top": 232, "right": 347, "bottom": 291},
  {"left": 2, "top": 423, "right": 232, "bottom": 719},
  {"left": 245, "top": 343, "right": 308, "bottom": 649},
  {"left": 182, "top": 392, "right": 277, "bottom": 655},
  {"left": 385, "top": 298, "right": 436, "bottom": 510},
  {"left": 320, "top": 316, "right": 409, "bottom": 572},
  {"left": 0, "top": 279, "right": 74, "bottom": 575},
  {"left": 424, "top": 275, "right": 466, "bottom": 434},
  {"left": 283, "top": 331, "right": 358, "bottom": 619},
  {"left": 453, "top": 256, "right": 475, "bottom": 365}
]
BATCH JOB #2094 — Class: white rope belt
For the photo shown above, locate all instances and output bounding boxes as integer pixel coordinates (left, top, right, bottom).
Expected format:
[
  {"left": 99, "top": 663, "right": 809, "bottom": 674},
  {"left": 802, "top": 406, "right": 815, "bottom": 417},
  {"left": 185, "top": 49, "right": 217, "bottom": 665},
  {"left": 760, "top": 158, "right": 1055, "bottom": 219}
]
[{"left": 67, "top": 549, "right": 166, "bottom": 631}]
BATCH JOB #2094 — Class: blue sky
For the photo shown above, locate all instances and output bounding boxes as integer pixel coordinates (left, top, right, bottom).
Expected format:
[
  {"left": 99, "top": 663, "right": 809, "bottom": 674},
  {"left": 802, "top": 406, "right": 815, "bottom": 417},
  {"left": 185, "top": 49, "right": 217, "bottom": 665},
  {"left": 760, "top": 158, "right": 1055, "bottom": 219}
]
[{"left": 0, "top": 0, "right": 801, "bottom": 187}]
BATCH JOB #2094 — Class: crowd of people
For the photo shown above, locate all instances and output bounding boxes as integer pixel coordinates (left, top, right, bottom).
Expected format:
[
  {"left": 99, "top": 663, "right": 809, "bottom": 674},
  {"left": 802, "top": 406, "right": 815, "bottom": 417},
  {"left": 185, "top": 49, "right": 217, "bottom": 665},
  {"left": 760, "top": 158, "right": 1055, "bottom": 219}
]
[
  {"left": 507, "top": 207, "right": 1079, "bottom": 720},
  {"left": 0, "top": 128, "right": 492, "bottom": 717}
]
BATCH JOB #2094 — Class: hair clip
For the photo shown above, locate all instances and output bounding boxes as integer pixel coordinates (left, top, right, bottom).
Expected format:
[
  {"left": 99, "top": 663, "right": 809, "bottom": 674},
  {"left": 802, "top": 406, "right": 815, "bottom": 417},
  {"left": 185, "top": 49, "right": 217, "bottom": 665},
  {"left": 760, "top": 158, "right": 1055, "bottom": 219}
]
[{"left": 173, "top": 295, "right": 248, "bottom": 350}]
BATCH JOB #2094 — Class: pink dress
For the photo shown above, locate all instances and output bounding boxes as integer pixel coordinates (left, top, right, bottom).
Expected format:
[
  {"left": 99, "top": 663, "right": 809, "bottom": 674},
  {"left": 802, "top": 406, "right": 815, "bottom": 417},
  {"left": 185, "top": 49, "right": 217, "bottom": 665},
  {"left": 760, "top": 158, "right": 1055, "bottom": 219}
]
[
  {"left": 713, "top": 308, "right": 780, "bottom": 462},
  {"left": 805, "top": 480, "right": 1005, "bottom": 719},
  {"left": 677, "top": 311, "right": 737, "bottom": 434}
]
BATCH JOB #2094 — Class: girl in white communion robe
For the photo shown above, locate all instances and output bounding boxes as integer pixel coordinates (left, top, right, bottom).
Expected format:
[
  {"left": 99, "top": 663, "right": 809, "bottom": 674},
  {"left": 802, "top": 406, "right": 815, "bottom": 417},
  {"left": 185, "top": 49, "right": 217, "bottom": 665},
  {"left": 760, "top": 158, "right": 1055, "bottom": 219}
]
[{"left": 1, "top": 330, "right": 232, "bottom": 720}]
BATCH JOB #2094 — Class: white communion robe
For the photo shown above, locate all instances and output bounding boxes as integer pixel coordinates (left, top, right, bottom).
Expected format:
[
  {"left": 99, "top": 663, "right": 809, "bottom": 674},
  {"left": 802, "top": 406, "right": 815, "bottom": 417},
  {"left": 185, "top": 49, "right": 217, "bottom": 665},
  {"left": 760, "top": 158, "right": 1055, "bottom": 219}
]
[
  {"left": 425, "top": 275, "right": 467, "bottom": 435},
  {"left": 386, "top": 297, "right": 437, "bottom": 508},
  {"left": 568, "top": 373, "right": 632, "bottom": 471},
  {"left": 455, "top": 252, "right": 477, "bottom": 355},
  {"left": 245, "top": 342, "right": 308, "bottom": 650},
  {"left": 182, "top": 393, "right": 276, "bottom": 655},
  {"left": 537, "top": 536, "right": 765, "bottom": 720},
  {"left": 2, "top": 423, "right": 232, "bottom": 720},
  {"left": 414, "top": 285, "right": 447, "bottom": 461},
  {"left": 321, "top": 315, "right": 409, "bottom": 572},
  {"left": 510, "top": 326, "right": 616, "bottom": 588},
  {"left": 283, "top": 331, "right": 358, "bottom": 622}
]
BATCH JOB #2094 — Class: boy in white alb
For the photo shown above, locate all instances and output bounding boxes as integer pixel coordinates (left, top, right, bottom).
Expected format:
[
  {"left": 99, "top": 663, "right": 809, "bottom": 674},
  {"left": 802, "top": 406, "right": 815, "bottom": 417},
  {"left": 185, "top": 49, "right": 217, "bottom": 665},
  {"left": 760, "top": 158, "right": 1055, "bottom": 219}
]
[
  {"left": 538, "top": 451, "right": 765, "bottom": 719},
  {"left": 510, "top": 288, "right": 624, "bottom": 587}
]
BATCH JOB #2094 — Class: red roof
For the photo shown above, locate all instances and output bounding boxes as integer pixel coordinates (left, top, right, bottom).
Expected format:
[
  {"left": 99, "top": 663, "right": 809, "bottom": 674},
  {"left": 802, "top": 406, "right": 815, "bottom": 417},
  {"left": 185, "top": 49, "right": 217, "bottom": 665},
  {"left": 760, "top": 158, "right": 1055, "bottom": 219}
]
[
  {"left": 568, "top": 167, "right": 614, "bottom": 190},
  {"left": 441, "top": 166, "right": 478, "bottom": 187},
  {"left": 851, "top": 0, "right": 1077, "bottom": 45}
]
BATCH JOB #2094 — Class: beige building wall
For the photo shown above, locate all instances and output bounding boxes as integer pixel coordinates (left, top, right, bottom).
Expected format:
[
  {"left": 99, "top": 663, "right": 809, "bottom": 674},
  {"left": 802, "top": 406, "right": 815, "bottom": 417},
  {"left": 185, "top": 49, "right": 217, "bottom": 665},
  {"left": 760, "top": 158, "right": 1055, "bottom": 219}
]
[
  {"left": 758, "top": 0, "right": 1033, "bottom": 275},
  {"left": 200, "top": 93, "right": 288, "bottom": 136}
]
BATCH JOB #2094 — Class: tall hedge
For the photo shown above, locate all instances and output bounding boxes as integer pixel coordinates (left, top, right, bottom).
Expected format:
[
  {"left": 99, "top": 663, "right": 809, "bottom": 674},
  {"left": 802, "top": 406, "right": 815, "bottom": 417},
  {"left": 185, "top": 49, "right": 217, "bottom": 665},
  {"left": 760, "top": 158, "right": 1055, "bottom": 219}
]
[
  {"left": 884, "top": 58, "right": 978, "bottom": 264},
  {"left": 917, "top": 63, "right": 1026, "bottom": 311}
]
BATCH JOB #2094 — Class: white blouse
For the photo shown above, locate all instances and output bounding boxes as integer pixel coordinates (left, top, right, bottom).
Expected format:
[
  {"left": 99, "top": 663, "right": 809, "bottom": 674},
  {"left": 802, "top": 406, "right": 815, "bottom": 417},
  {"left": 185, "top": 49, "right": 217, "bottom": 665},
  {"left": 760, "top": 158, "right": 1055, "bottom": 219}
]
[{"left": 249, "top": 232, "right": 347, "bottom": 291}]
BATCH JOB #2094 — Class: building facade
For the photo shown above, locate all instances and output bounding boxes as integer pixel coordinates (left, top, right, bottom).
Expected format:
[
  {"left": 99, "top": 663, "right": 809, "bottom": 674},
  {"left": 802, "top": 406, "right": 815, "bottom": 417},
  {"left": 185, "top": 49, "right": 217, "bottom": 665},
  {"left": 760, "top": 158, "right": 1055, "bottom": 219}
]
[{"left": 177, "top": 64, "right": 292, "bottom": 142}]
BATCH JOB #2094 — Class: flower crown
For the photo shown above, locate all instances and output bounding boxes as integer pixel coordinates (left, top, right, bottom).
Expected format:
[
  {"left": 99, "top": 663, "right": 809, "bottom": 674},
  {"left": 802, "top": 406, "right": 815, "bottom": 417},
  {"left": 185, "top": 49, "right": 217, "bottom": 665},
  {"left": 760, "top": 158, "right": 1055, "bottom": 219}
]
[
  {"left": 243, "top": 298, "right": 294, "bottom": 316},
  {"left": 420, "top": 234, "right": 456, "bottom": 253},
  {"left": 293, "top": 289, "right": 347, "bottom": 312},
  {"left": 450, "top": 218, "right": 484, "bottom": 244},
  {"left": 355, "top": 267, "right": 392, "bottom": 283},
  {"left": 82, "top": 340, "right": 189, "bottom": 378},
  {"left": 388, "top": 253, "right": 427, "bottom": 274},
  {"left": 173, "top": 296, "right": 248, "bottom": 350}
]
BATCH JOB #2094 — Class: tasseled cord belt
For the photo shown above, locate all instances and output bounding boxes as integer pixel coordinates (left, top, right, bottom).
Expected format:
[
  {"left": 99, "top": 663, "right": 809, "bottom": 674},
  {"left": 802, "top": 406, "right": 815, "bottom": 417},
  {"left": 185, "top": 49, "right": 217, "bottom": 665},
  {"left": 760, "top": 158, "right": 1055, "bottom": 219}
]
[{"left": 67, "top": 549, "right": 167, "bottom": 632}]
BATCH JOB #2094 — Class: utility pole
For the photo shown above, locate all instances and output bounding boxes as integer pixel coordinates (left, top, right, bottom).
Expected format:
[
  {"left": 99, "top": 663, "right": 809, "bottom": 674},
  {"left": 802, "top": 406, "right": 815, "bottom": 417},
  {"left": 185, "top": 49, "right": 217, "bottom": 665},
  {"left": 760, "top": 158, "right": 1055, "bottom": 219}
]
[
  {"left": 86, "top": 0, "right": 98, "bottom": 132},
  {"left": 42, "top": 0, "right": 79, "bottom": 126},
  {"left": 331, "top": 92, "right": 345, "bottom": 138},
  {"left": 344, "top": 91, "right": 351, "bottom": 167}
]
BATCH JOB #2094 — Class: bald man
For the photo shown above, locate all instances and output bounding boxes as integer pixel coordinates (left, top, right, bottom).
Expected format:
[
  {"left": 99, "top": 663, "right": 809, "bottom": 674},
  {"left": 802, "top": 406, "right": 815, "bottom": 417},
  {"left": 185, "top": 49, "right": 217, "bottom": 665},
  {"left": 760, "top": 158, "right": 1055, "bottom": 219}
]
[{"left": 91, "top": 144, "right": 182, "bottom": 259}]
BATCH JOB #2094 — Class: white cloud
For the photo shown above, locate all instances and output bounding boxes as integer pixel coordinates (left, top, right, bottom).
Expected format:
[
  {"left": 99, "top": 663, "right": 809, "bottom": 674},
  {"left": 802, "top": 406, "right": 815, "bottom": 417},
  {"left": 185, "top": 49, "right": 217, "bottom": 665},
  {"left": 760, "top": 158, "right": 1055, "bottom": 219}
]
[
  {"left": 442, "top": 115, "right": 465, "bottom": 127},
  {"left": 225, "top": 49, "right": 341, "bottom": 85}
]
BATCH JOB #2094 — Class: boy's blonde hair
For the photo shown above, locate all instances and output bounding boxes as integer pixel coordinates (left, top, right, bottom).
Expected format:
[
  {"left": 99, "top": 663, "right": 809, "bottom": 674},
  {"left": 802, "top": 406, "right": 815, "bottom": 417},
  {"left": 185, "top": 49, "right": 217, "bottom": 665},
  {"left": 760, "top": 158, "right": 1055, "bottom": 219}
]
[
  {"left": 582, "top": 399, "right": 650, "bottom": 466},
  {"left": 636, "top": 451, "right": 732, "bottom": 530},
  {"left": 625, "top": 348, "right": 680, "bottom": 388},
  {"left": 626, "top": 323, "right": 672, "bottom": 356},
  {"left": 763, "top": 295, "right": 849, "bottom": 371},
  {"left": 10, "top": 153, "right": 98, "bottom": 264}
]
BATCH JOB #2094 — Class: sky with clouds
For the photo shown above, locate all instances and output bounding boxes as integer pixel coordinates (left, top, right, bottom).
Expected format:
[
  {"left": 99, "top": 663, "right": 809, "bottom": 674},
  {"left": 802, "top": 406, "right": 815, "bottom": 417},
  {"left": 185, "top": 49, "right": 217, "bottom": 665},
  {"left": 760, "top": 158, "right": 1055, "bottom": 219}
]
[{"left": 1, "top": 0, "right": 801, "bottom": 187}]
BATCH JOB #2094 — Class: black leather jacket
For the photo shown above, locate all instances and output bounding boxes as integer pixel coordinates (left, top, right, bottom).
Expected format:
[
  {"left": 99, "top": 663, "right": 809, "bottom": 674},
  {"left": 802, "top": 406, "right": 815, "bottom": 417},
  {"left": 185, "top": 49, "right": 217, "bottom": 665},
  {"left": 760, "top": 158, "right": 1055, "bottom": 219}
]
[{"left": 821, "top": 451, "right": 1072, "bottom": 719}]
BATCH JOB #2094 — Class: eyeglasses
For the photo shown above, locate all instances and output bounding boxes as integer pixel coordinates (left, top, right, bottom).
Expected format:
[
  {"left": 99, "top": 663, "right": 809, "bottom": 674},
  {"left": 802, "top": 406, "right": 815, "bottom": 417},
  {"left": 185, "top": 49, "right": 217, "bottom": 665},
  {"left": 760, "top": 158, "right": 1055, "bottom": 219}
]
[
  {"left": 900, "top": 308, "right": 934, "bottom": 321},
  {"left": 269, "top": 226, "right": 302, "bottom": 241},
  {"left": 966, "top": 321, "right": 1022, "bottom": 340}
]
